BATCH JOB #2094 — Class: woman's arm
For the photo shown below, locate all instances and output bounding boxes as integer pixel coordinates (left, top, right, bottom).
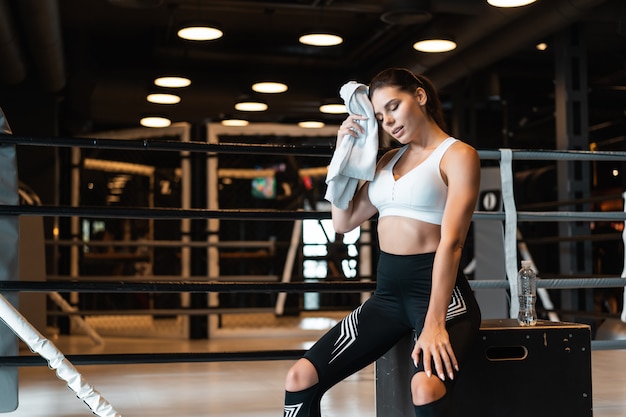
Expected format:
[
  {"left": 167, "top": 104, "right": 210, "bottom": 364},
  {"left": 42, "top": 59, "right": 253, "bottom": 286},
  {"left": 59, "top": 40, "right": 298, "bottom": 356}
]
[
  {"left": 331, "top": 182, "right": 378, "bottom": 234},
  {"left": 330, "top": 114, "right": 381, "bottom": 234},
  {"left": 412, "top": 141, "right": 480, "bottom": 381}
]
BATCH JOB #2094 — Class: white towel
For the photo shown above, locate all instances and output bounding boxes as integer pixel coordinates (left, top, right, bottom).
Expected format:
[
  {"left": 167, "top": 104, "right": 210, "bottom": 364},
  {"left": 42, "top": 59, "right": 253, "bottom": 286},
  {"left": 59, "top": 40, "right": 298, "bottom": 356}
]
[{"left": 324, "top": 81, "right": 378, "bottom": 209}]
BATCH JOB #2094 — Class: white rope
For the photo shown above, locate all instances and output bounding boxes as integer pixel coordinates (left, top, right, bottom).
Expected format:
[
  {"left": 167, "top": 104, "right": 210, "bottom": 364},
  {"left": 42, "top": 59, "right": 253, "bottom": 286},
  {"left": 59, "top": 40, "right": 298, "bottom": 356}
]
[
  {"left": 0, "top": 294, "right": 121, "bottom": 417},
  {"left": 500, "top": 149, "right": 518, "bottom": 319}
]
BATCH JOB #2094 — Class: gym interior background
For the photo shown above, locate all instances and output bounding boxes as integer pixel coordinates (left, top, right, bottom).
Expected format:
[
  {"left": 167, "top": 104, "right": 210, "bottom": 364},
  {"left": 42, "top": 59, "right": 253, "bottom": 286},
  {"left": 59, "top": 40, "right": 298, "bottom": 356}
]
[{"left": 0, "top": 1, "right": 626, "bottom": 416}]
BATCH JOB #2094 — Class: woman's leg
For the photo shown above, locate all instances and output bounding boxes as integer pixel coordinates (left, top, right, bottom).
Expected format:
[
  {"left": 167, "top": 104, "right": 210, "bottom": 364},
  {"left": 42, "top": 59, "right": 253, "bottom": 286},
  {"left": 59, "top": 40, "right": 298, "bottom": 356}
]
[
  {"left": 412, "top": 373, "right": 451, "bottom": 417},
  {"left": 410, "top": 317, "right": 478, "bottom": 417},
  {"left": 284, "top": 297, "right": 411, "bottom": 417},
  {"left": 285, "top": 358, "right": 318, "bottom": 392},
  {"left": 284, "top": 358, "right": 321, "bottom": 417},
  {"left": 411, "top": 273, "right": 481, "bottom": 416}
]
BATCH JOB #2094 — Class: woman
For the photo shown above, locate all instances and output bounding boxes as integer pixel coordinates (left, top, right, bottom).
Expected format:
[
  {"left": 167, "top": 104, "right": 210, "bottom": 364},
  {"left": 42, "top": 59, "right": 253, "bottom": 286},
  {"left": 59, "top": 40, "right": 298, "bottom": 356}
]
[{"left": 284, "top": 68, "right": 481, "bottom": 417}]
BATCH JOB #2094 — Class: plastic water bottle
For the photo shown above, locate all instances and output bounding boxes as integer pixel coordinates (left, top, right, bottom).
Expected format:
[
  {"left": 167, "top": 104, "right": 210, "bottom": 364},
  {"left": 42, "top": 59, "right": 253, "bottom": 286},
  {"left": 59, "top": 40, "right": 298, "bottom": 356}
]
[{"left": 517, "top": 260, "right": 537, "bottom": 326}]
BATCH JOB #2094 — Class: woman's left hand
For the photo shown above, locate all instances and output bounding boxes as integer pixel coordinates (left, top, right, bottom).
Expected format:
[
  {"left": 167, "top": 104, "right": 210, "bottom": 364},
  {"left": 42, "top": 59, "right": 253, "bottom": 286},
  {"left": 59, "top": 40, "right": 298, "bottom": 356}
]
[{"left": 412, "top": 324, "right": 458, "bottom": 381}]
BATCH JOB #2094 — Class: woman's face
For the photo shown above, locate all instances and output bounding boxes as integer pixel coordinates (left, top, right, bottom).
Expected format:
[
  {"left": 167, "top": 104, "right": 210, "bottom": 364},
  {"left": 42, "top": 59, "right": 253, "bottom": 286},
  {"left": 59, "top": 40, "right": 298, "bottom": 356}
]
[{"left": 371, "top": 85, "right": 426, "bottom": 144}]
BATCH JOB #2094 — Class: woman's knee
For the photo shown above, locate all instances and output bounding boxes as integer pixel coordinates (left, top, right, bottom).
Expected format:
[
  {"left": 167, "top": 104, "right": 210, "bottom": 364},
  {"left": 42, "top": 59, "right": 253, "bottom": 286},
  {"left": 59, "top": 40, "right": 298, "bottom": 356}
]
[
  {"left": 411, "top": 372, "right": 447, "bottom": 406},
  {"left": 285, "top": 358, "right": 319, "bottom": 392}
]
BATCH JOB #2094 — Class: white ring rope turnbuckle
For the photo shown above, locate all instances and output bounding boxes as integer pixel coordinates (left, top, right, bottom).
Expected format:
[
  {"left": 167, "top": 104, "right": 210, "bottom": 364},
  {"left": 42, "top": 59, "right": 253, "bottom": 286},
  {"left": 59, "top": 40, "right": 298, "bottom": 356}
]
[{"left": 0, "top": 294, "right": 121, "bottom": 417}]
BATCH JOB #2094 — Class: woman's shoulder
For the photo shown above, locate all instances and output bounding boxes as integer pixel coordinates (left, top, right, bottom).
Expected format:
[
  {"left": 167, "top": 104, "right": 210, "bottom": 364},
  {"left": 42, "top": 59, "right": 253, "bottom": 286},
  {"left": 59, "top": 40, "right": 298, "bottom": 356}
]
[
  {"left": 443, "top": 138, "right": 480, "bottom": 171},
  {"left": 447, "top": 137, "right": 477, "bottom": 156}
]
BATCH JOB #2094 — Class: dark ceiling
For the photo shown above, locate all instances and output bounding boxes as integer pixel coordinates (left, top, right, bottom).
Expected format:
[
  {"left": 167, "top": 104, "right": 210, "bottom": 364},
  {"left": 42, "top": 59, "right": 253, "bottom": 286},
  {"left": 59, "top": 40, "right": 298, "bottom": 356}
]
[{"left": 0, "top": 0, "right": 625, "bottom": 147}]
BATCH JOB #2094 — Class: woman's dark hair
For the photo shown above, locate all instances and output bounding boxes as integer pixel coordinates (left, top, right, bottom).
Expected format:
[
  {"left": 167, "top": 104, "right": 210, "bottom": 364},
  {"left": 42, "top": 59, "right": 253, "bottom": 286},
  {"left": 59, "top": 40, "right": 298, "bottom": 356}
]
[{"left": 368, "top": 67, "right": 447, "bottom": 132}]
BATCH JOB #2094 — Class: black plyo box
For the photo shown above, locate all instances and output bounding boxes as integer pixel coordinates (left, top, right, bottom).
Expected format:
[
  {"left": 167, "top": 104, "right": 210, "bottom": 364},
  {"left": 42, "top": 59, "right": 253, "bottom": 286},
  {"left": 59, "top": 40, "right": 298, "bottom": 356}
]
[{"left": 452, "top": 319, "right": 592, "bottom": 417}]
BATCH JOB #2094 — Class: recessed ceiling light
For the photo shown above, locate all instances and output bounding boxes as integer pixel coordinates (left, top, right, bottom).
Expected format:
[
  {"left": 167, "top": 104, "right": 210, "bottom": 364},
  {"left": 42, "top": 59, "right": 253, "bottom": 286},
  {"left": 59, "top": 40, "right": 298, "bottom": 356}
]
[
  {"left": 147, "top": 93, "right": 181, "bottom": 104},
  {"left": 140, "top": 116, "right": 171, "bottom": 128},
  {"left": 298, "top": 121, "right": 325, "bottom": 129},
  {"left": 487, "top": 0, "right": 536, "bottom": 7},
  {"left": 536, "top": 42, "right": 548, "bottom": 51},
  {"left": 319, "top": 103, "right": 347, "bottom": 114},
  {"left": 177, "top": 26, "right": 223, "bottom": 41},
  {"left": 299, "top": 33, "right": 343, "bottom": 47},
  {"left": 234, "top": 101, "right": 268, "bottom": 112},
  {"left": 221, "top": 119, "right": 249, "bottom": 127},
  {"left": 252, "top": 82, "right": 288, "bottom": 93},
  {"left": 413, "top": 39, "right": 457, "bottom": 53},
  {"left": 154, "top": 77, "right": 191, "bottom": 88}
]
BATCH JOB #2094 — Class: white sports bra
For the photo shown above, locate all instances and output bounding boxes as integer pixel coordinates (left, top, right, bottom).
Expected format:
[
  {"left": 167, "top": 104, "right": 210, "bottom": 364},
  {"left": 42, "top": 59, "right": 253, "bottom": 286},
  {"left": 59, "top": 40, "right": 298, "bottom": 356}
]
[{"left": 367, "top": 137, "right": 458, "bottom": 225}]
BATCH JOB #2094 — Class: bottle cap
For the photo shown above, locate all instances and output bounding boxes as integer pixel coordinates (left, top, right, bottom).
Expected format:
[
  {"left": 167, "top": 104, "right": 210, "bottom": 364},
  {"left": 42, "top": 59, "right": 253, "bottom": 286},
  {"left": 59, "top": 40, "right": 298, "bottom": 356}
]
[{"left": 521, "top": 260, "right": 532, "bottom": 268}]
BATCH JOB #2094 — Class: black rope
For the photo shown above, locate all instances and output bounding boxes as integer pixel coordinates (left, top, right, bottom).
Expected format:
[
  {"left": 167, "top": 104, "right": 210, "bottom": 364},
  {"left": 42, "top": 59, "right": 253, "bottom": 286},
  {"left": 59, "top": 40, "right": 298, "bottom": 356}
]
[
  {"left": 46, "top": 307, "right": 275, "bottom": 316},
  {"left": 0, "top": 135, "right": 335, "bottom": 157},
  {"left": 4, "top": 277, "right": 625, "bottom": 293},
  {"left": 0, "top": 280, "right": 377, "bottom": 293},
  {"left": 5, "top": 134, "right": 626, "bottom": 161},
  {"left": 0, "top": 204, "right": 332, "bottom": 220},
  {"left": 0, "top": 204, "right": 500, "bottom": 222},
  {"left": 4, "top": 205, "right": 626, "bottom": 222},
  {"left": 0, "top": 350, "right": 308, "bottom": 367}
]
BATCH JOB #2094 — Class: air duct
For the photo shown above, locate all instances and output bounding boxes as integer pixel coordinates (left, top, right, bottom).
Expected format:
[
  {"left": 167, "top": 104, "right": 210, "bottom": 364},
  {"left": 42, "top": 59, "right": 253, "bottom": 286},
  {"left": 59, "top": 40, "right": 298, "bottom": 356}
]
[{"left": 16, "top": 0, "right": 66, "bottom": 93}]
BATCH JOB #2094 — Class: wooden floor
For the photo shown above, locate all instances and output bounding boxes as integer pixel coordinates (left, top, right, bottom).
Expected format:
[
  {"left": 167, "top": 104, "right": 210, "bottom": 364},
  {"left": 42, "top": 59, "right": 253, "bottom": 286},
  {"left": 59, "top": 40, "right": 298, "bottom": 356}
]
[{"left": 4, "top": 314, "right": 626, "bottom": 417}]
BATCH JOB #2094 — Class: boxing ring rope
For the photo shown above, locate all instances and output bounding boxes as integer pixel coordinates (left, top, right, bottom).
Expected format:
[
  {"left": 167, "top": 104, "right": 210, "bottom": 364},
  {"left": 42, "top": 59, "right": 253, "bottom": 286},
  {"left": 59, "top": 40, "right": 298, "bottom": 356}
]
[
  {"left": 0, "top": 135, "right": 334, "bottom": 156},
  {"left": 0, "top": 136, "right": 624, "bottom": 294},
  {"left": 3, "top": 134, "right": 626, "bottom": 161},
  {"left": 0, "top": 135, "right": 624, "bottom": 315},
  {"left": 0, "top": 293, "right": 120, "bottom": 417},
  {"left": 1, "top": 277, "right": 626, "bottom": 292},
  {"left": 2, "top": 132, "right": 626, "bottom": 416}
]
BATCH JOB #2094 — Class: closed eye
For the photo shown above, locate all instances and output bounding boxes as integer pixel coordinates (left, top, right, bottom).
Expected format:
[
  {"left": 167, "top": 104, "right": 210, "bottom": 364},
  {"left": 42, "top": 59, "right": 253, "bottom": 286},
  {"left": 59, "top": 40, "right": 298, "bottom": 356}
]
[
  {"left": 387, "top": 102, "right": 399, "bottom": 112},
  {"left": 374, "top": 100, "right": 399, "bottom": 122}
]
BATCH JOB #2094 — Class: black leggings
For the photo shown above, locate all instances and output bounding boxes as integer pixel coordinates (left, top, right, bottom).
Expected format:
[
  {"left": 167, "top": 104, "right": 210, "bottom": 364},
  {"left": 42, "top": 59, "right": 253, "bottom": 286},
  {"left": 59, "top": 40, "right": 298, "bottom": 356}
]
[{"left": 284, "top": 251, "right": 481, "bottom": 417}]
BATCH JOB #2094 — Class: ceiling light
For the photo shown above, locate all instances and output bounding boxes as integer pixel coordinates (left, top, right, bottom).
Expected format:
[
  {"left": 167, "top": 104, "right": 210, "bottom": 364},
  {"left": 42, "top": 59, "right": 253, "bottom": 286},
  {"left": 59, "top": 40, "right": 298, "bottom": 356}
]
[
  {"left": 299, "top": 33, "right": 343, "bottom": 47},
  {"left": 154, "top": 77, "right": 191, "bottom": 88},
  {"left": 177, "top": 26, "right": 223, "bottom": 41},
  {"left": 221, "top": 119, "right": 249, "bottom": 127},
  {"left": 252, "top": 82, "right": 288, "bottom": 94},
  {"left": 234, "top": 101, "right": 268, "bottom": 112},
  {"left": 140, "top": 116, "right": 171, "bottom": 128},
  {"left": 536, "top": 42, "right": 548, "bottom": 51},
  {"left": 319, "top": 103, "right": 347, "bottom": 114},
  {"left": 147, "top": 93, "right": 181, "bottom": 104},
  {"left": 486, "top": 0, "right": 536, "bottom": 7},
  {"left": 413, "top": 39, "right": 457, "bottom": 53},
  {"left": 298, "top": 121, "right": 325, "bottom": 129}
]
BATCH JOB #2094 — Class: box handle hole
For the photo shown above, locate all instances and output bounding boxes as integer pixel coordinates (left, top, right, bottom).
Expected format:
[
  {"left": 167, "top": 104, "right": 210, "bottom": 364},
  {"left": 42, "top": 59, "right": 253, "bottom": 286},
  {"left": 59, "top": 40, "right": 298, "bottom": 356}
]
[{"left": 485, "top": 345, "right": 528, "bottom": 361}]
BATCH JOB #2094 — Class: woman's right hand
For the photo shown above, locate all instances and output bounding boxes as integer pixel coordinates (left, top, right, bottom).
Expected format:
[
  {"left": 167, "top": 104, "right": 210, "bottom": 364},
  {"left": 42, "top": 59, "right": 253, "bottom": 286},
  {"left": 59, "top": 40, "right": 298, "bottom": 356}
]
[{"left": 336, "top": 114, "right": 368, "bottom": 146}]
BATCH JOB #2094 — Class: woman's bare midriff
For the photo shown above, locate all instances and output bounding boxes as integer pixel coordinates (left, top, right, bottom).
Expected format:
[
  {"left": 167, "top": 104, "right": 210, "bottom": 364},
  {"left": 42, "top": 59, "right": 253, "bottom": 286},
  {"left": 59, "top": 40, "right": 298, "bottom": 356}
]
[{"left": 377, "top": 216, "right": 441, "bottom": 255}]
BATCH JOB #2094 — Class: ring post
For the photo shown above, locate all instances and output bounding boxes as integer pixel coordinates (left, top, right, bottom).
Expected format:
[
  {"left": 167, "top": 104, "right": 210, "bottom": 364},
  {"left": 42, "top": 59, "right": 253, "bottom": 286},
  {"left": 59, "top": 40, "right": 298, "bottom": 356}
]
[{"left": 0, "top": 107, "right": 19, "bottom": 412}]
